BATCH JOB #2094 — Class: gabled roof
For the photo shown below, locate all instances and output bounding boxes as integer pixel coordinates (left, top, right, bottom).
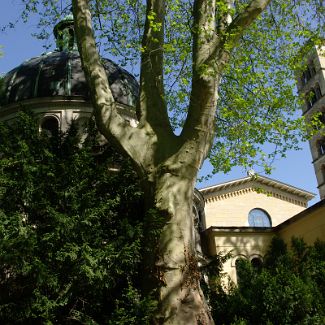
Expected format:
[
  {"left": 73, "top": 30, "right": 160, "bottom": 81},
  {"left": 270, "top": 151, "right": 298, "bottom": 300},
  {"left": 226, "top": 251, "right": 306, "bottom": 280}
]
[{"left": 199, "top": 175, "right": 315, "bottom": 202}]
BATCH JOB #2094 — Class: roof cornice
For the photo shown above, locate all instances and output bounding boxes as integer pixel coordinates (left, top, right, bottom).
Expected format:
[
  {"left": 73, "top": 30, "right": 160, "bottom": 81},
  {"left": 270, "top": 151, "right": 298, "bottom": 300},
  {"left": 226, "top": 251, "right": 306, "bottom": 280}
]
[{"left": 199, "top": 175, "right": 315, "bottom": 202}]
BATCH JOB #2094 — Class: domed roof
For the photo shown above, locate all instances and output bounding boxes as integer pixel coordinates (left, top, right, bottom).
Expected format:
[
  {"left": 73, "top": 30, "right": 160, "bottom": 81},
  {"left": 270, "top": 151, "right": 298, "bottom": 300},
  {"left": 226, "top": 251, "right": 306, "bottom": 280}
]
[
  {"left": 0, "top": 16, "right": 138, "bottom": 109},
  {"left": 0, "top": 52, "right": 138, "bottom": 107}
]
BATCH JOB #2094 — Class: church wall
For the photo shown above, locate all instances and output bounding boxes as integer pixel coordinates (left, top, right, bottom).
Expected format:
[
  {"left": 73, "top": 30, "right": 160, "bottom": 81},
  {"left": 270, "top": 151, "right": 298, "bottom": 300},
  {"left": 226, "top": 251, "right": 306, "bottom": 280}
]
[
  {"left": 297, "top": 45, "right": 325, "bottom": 199},
  {"left": 277, "top": 201, "right": 325, "bottom": 245},
  {"left": 204, "top": 189, "right": 306, "bottom": 229},
  {"left": 316, "top": 47, "right": 325, "bottom": 93},
  {"left": 204, "top": 229, "right": 274, "bottom": 284},
  {"left": 203, "top": 200, "right": 325, "bottom": 284}
]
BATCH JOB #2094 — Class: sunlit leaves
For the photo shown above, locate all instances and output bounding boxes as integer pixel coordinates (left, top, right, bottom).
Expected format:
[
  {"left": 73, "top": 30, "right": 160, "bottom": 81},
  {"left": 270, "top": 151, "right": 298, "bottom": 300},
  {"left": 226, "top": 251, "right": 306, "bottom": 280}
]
[
  {"left": 1, "top": 0, "right": 324, "bottom": 175},
  {"left": 208, "top": 0, "right": 324, "bottom": 173}
]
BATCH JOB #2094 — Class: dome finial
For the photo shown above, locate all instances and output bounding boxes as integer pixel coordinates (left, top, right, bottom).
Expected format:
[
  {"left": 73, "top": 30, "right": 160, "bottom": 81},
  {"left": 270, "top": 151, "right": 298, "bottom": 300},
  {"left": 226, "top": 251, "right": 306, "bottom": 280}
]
[{"left": 53, "top": 14, "right": 77, "bottom": 52}]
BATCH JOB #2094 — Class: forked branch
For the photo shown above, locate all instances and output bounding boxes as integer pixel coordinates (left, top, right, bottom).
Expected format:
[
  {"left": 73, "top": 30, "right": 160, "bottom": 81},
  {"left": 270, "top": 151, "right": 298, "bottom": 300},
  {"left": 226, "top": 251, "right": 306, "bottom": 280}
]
[
  {"left": 183, "top": 0, "right": 271, "bottom": 162},
  {"left": 181, "top": 0, "right": 219, "bottom": 161},
  {"left": 72, "top": 0, "right": 144, "bottom": 165}
]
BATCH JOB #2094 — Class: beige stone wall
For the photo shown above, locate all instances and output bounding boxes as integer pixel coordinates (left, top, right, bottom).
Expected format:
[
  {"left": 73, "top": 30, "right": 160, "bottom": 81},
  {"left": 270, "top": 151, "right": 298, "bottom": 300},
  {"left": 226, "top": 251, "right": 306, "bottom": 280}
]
[
  {"left": 278, "top": 204, "right": 325, "bottom": 245},
  {"left": 316, "top": 46, "right": 325, "bottom": 94},
  {"left": 205, "top": 230, "right": 274, "bottom": 284},
  {"left": 204, "top": 188, "right": 306, "bottom": 229},
  {"left": 312, "top": 153, "right": 325, "bottom": 200},
  {"left": 203, "top": 201, "right": 324, "bottom": 285},
  {"left": 299, "top": 45, "right": 325, "bottom": 199}
]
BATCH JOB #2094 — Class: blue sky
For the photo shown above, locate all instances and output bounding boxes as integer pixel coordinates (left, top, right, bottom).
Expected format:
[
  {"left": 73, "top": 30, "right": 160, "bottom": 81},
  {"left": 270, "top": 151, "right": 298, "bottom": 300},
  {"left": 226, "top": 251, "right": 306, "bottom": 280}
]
[{"left": 0, "top": 1, "right": 320, "bottom": 205}]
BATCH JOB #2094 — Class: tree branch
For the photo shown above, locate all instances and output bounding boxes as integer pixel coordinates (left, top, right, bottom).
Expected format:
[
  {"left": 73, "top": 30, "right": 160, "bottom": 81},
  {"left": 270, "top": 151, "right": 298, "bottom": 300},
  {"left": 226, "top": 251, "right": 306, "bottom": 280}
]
[
  {"left": 205, "top": 0, "right": 271, "bottom": 68},
  {"left": 181, "top": 0, "right": 219, "bottom": 164},
  {"left": 138, "top": 0, "right": 173, "bottom": 135},
  {"left": 216, "top": 0, "right": 235, "bottom": 34},
  {"left": 192, "top": 0, "right": 217, "bottom": 69},
  {"left": 72, "top": 0, "right": 145, "bottom": 166},
  {"left": 182, "top": 0, "right": 271, "bottom": 165},
  {"left": 225, "top": 0, "right": 271, "bottom": 49}
]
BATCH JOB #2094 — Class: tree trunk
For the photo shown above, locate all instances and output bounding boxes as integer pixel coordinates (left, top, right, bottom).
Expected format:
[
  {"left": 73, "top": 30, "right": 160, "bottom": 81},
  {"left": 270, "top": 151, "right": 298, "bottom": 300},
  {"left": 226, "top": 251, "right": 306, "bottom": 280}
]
[
  {"left": 144, "top": 171, "right": 214, "bottom": 325},
  {"left": 71, "top": 1, "right": 273, "bottom": 323}
]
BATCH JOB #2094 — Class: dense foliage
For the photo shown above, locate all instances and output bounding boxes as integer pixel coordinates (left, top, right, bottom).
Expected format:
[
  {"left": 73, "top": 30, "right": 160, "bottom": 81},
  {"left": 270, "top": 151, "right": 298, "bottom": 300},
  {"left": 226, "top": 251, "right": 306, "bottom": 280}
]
[
  {"left": 0, "top": 112, "right": 155, "bottom": 324},
  {"left": 208, "top": 237, "right": 325, "bottom": 325},
  {"left": 2, "top": 0, "right": 324, "bottom": 174},
  {"left": 1, "top": 1, "right": 325, "bottom": 323}
]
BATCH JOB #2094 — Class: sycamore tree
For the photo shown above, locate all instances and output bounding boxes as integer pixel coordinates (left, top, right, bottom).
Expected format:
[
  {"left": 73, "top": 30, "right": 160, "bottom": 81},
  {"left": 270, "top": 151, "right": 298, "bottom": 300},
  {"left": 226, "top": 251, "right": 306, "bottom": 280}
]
[{"left": 2, "top": 0, "right": 324, "bottom": 324}]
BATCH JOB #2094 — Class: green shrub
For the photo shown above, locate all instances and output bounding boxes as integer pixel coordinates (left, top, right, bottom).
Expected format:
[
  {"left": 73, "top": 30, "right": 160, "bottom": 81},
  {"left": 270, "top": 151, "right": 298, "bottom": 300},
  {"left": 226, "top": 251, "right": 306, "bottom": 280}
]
[
  {"left": 208, "top": 237, "right": 325, "bottom": 325},
  {"left": 0, "top": 112, "right": 156, "bottom": 324}
]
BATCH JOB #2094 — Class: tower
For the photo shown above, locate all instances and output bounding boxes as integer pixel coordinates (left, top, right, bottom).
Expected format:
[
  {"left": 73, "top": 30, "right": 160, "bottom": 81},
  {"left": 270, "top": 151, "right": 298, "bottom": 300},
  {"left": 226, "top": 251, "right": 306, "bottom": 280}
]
[{"left": 297, "top": 44, "right": 325, "bottom": 200}]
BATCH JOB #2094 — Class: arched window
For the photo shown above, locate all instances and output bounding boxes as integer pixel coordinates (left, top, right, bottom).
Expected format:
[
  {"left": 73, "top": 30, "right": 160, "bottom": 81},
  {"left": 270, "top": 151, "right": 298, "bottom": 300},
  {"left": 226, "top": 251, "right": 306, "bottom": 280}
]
[
  {"left": 301, "top": 71, "right": 307, "bottom": 86},
  {"left": 248, "top": 208, "right": 272, "bottom": 227},
  {"left": 314, "top": 83, "right": 322, "bottom": 100},
  {"left": 305, "top": 97, "right": 312, "bottom": 110},
  {"left": 40, "top": 116, "right": 59, "bottom": 137},
  {"left": 306, "top": 89, "right": 317, "bottom": 109},
  {"left": 310, "top": 89, "right": 317, "bottom": 105},
  {"left": 309, "top": 61, "right": 316, "bottom": 77},
  {"left": 318, "top": 138, "right": 325, "bottom": 156},
  {"left": 251, "top": 257, "right": 263, "bottom": 269},
  {"left": 301, "top": 62, "right": 315, "bottom": 86},
  {"left": 235, "top": 257, "right": 247, "bottom": 284},
  {"left": 305, "top": 68, "right": 311, "bottom": 81}
]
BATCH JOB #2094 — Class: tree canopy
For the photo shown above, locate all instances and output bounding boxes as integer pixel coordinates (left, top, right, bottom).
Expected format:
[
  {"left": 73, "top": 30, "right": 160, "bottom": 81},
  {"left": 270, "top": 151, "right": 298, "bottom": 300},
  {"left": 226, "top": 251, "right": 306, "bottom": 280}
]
[{"left": 2, "top": 0, "right": 324, "bottom": 174}]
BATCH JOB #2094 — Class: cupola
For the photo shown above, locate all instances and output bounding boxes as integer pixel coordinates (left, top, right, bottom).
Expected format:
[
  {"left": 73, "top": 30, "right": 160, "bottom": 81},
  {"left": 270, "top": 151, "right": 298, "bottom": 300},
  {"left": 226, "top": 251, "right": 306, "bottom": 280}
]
[
  {"left": 0, "top": 16, "right": 138, "bottom": 113},
  {"left": 53, "top": 14, "right": 77, "bottom": 52}
]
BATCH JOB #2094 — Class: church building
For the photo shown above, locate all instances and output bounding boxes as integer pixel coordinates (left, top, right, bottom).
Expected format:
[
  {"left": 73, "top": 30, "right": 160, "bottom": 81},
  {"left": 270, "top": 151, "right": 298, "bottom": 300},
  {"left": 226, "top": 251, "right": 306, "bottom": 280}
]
[
  {"left": 296, "top": 44, "right": 325, "bottom": 199},
  {"left": 199, "top": 43, "right": 325, "bottom": 283},
  {"left": 1, "top": 17, "right": 324, "bottom": 285},
  {"left": 199, "top": 174, "right": 324, "bottom": 283}
]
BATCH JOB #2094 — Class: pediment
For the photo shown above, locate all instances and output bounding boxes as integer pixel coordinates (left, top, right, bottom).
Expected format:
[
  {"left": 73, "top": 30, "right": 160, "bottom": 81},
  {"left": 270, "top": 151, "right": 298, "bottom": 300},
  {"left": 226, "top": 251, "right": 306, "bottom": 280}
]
[{"left": 200, "top": 175, "right": 315, "bottom": 207}]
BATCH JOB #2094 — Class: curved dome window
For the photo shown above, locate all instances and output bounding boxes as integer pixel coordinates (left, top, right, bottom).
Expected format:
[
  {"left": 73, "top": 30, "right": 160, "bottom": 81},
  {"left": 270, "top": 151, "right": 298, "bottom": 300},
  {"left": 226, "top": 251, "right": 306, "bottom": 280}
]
[
  {"left": 248, "top": 208, "right": 271, "bottom": 227},
  {"left": 41, "top": 116, "right": 59, "bottom": 137}
]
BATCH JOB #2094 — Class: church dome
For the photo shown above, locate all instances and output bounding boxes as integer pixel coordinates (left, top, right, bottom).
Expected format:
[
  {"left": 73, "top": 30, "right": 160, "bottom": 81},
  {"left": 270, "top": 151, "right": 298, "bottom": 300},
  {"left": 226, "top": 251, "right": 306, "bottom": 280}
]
[{"left": 0, "top": 16, "right": 138, "bottom": 109}]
